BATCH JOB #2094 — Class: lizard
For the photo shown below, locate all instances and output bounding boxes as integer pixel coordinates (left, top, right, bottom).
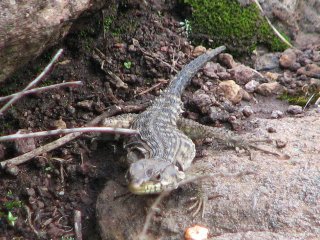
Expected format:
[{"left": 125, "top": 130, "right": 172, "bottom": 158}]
[{"left": 100, "top": 45, "right": 280, "bottom": 195}]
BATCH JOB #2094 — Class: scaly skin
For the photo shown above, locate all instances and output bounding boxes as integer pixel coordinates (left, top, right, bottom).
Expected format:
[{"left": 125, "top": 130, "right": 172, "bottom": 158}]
[{"left": 124, "top": 46, "right": 226, "bottom": 194}]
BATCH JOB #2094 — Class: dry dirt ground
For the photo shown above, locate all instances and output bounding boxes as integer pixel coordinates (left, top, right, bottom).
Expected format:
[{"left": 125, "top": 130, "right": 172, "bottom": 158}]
[
  {"left": 0, "top": 2, "right": 319, "bottom": 240},
  {"left": 97, "top": 108, "right": 320, "bottom": 240}
]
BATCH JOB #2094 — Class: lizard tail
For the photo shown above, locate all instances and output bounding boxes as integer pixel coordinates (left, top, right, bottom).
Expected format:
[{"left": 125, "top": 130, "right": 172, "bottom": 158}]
[{"left": 166, "top": 45, "right": 226, "bottom": 97}]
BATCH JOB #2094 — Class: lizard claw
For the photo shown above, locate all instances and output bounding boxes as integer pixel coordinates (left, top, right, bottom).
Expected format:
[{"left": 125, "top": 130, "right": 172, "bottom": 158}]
[{"left": 187, "top": 195, "right": 206, "bottom": 218}]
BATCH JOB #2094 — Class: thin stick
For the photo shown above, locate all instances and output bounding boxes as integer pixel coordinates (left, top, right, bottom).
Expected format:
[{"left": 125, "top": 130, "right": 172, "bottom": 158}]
[
  {"left": 139, "top": 47, "right": 179, "bottom": 73},
  {"left": 25, "top": 205, "right": 40, "bottom": 237},
  {"left": 0, "top": 49, "right": 64, "bottom": 115},
  {"left": 92, "top": 48, "right": 128, "bottom": 89},
  {"left": 137, "top": 80, "right": 168, "bottom": 96},
  {"left": 0, "top": 81, "right": 82, "bottom": 102},
  {"left": 0, "top": 106, "right": 121, "bottom": 168},
  {"left": 74, "top": 210, "right": 82, "bottom": 240},
  {"left": 0, "top": 127, "right": 138, "bottom": 142}
]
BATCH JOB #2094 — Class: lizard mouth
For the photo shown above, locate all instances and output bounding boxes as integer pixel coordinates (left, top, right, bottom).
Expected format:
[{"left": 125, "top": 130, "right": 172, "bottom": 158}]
[
  {"left": 128, "top": 181, "right": 163, "bottom": 195},
  {"left": 128, "top": 180, "right": 175, "bottom": 195}
]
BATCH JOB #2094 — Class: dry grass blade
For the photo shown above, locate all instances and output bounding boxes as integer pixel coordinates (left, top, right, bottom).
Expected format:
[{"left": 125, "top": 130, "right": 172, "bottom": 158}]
[{"left": 252, "top": 0, "right": 293, "bottom": 48}]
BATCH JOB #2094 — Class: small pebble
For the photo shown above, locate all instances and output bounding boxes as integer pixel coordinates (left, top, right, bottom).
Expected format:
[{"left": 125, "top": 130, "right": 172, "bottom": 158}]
[
  {"left": 53, "top": 118, "right": 67, "bottom": 129},
  {"left": 5, "top": 164, "right": 19, "bottom": 176},
  {"left": 271, "top": 110, "right": 284, "bottom": 119},
  {"left": 185, "top": 225, "right": 209, "bottom": 240},
  {"left": 218, "top": 80, "right": 243, "bottom": 104},
  {"left": 14, "top": 129, "right": 36, "bottom": 154},
  {"left": 67, "top": 105, "right": 76, "bottom": 114},
  {"left": 38, "top": 201, "right": 45, "bottom": 209},
  {"left": 26, "top": 188, "right": 36, "bottom": 197},
  {"left": 245, "top": 80, "right": 260, "bottom": 93},
  {"left": 279, "top": 48, "right": 297, "bottom": 69},
  {"left": 192, "top": 46, "right": 206, "bottom": 57},
  {"left": 255, "top": 82, "right": 284, "bottom": 96},
  {"left": 242, "top": 106, "right": 253, "bottom": 117},
  {"left": 128, "top": 44, "right": 136, "bottom": 52},
  {"left": 77, "top": 100, "right": 94, "bottom": 110},
  {"left": 267, "top": 127, "right": 276, "bottom": 133},
  {"left": 276, "top": 139, "right": 287, "bottom": 148},
  {"left": 218, "top": 53, "right": 237, "bottom": 68},
  {"left": 287, "top": 105, "right": 303, "bottom": 115}
]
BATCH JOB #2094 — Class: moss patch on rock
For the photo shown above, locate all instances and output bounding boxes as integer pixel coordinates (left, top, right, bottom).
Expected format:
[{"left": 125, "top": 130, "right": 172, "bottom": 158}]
[{"left": 184, "top": 0, "right": 289, "bottom": 54}]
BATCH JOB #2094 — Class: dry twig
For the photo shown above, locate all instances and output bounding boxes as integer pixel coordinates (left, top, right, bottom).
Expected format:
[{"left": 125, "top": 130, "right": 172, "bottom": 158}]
[
  {"left": 0, "top": 49, "right": 64, "bottom": 115},
  {"left": 0, "top": 104, "right": 148, "bottom": 168},
  {"left": 74, "top": 210, "right": 82, "bottom": 240},
  {"left": 0, "top": 81, "right": 82, "bottom": 102},
  {"left": 137, "top": 79, "right": 168, "bottom": 96},
  {"left": 92, "top": 48, "right": 128, "bottom": 89},
  {"left": 138, "top": 47, "right": 179, "bottom": 73},
  {"left": 0, "top": 127, "right": 138, "bottom": 142}
]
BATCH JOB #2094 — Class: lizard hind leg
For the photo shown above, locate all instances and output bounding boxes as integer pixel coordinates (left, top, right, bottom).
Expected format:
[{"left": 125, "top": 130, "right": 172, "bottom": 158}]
[{"left": 177, "top": 117, "right": 287, "bottom": 159}]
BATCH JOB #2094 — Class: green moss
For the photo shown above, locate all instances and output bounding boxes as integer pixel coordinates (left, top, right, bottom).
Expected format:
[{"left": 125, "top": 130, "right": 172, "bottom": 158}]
[
  {"left": 184, "top": 0, "right": 289, "bottom": 54},
  {"left": 279, "top": 92, "right": 320, "bottom": 107},
  {"left": 103, "top": 16, "right": 114, "bottom": 33}
]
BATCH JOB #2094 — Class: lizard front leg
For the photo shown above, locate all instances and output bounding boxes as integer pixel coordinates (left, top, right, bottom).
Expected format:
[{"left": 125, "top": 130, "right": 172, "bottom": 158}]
[{"left": 100, "top": 113, "right": 138, "bottom": 128}]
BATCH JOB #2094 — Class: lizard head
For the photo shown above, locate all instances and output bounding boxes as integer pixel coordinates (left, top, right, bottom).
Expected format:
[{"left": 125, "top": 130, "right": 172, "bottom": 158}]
[{"left": 126, "top": 159, "right": 185, "bottom": 195}]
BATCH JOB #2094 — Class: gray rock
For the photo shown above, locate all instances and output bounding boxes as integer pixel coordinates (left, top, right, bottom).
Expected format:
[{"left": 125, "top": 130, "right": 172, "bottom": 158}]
[
  {"left": 242, "top": 105, "right": 254, "bottom": 117},
  {"left": 254, "top": 52, "right": 281, "bottom": 71},
  {"left": 191, "top": 90, "right": 213, "bottom": 114},
  {"left": 0, "top": 0, "right": 108, "bottom": 82},
  {"left": 255, "top": 82, "right": 284, "bottom": 96},
  {"left": 245, "top": 80, "right": 260, "bottom": 93},
  {"left": 219, "top": 80, "right": 243, "bottom": 104},
  {"left": 279, "top": 49, "right": 297, "bottom": 69},
  {"left": 271, "top": 110, "right": 284, "bottom": 118},
  {"left": 14, "top": 129, "right": 36, "bottom": 154},
  {"left": 218, "top": 53, "right": 237, "bottom": 69},
  {"left": 229, "top": 65, "right": 259, "bottom": 85},
  {"left": 203, "top": 62, "right": 226, "bottom": 79},
  {"left": 287, "top": 105, "right": 303, "bottom": 114}
]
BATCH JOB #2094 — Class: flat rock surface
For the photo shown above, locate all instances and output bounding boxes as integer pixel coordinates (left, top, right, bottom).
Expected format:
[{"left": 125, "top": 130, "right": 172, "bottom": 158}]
[{"left": 97, "top": 109, "right": 320, "bottom": 239}]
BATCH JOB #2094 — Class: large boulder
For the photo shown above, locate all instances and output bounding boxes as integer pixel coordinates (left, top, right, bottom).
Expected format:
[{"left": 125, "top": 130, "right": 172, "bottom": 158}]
[{"left": 0, "top": 0, "right": 107, "bottom": 82}]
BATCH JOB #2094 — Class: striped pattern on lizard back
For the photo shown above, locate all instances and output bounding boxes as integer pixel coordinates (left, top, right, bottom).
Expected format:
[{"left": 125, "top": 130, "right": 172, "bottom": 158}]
[{"left": 126, "top": 46, "right": 226, "bottom": 194}]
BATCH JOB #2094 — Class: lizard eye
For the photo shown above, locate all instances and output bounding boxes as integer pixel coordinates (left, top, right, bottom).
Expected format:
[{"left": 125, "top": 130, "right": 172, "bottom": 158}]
[{"left": 155, "top": 174, "right": 161, "bottom": 180}]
